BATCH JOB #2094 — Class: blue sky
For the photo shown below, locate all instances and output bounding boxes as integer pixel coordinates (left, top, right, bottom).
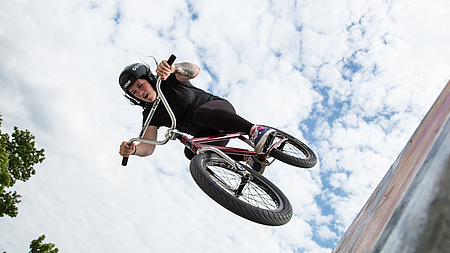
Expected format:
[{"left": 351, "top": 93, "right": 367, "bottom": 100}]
[{"left": 1, "top": 0, "right": 449, "bottom": 252}]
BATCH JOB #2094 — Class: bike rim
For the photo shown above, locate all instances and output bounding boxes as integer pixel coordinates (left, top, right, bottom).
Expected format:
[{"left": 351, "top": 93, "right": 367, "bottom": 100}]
[{"left": 205, "top": 161, "right": 282, "bottom": 211}]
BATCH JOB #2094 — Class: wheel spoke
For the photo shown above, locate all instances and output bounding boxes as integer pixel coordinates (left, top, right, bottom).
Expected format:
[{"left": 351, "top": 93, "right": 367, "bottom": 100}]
[
  {"left": 274, "top": 137, "right": 307, "bottom": 159},
  {"left": 205, "top": 161, "right": 280, "bottom": 211},
  {"left": 206, "top": 164, "right": 241, "bottom": 193},
  {"left": 240, "top": 183, "right": 278, "bottom": 209}
]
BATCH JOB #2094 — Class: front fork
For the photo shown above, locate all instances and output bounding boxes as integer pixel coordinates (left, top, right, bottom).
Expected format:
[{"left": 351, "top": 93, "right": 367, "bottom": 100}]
[{"left": 235, "top": 174, "right": 252, "bottom": 197}]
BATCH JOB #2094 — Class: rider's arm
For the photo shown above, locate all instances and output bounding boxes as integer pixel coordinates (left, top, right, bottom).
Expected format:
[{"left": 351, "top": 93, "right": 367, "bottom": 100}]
[
  {"left": 120, "top": 126, "right": 158, "bottom": 157},
  {"left": 134, "top": 126, "right": 158, "bottom": 156},
  {"left": 156, "top": 60, "right": 200, "bottom": 82},
  {"left": 173, "top": 62, "right": 200, "bottom": 81}
]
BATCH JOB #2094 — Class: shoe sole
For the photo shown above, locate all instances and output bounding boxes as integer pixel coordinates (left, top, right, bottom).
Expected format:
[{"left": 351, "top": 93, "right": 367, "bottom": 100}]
[{"left": 254, "top": 130, "right": 276, "bottom": 154}]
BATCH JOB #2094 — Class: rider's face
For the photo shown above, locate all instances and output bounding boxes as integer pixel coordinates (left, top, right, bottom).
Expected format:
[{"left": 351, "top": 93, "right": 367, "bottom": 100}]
[{"left": 128, "top": 78, "right": 156, "bottom": 102}]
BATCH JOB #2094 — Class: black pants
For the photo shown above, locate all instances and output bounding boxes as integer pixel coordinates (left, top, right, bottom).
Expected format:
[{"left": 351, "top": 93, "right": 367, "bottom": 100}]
[{"left": 184, "top": 99, "right": 254, "bottom": 159}]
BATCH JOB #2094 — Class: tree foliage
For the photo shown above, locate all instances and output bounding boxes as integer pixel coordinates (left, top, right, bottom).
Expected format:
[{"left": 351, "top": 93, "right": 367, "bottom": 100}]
[
  {"left": 29, "top": 234, "right": 59, "bottom": 253},
  {"left": 0, "top": 115, "right": 45, "bottom": 217}
]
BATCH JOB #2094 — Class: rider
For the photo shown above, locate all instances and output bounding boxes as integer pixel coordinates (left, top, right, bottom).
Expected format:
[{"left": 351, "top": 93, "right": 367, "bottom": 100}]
[{"left": 118, "top": 59, "right": 274, "bottom": 173}]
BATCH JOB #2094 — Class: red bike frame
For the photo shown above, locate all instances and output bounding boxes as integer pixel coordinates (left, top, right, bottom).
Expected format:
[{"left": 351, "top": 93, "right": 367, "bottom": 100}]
[
  {"left": 176, "top": 131, "right": 288, "bottom": 165},
  {"left": 180, "top": 132, "right": 255, "bottom": 157}
]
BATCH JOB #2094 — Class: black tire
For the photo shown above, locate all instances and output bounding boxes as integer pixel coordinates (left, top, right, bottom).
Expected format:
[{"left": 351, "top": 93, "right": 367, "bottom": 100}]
[
  {"left": 190, "top": 152, "right": 292, "bottom": 226},
  {"left": 262, "top": 125, "right": 317, "bottom": 168}
]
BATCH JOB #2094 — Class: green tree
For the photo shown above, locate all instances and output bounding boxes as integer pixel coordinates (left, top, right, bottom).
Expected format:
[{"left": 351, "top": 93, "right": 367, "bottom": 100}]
[
  {"left": 0, "top": 115, "right": 45, "bottom": 217},
  {"left": 29, "top": 234, "right": 59, "bottom": 253}
]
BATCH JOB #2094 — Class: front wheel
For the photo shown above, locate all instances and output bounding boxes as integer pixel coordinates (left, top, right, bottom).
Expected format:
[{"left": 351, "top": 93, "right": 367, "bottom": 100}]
[
  {"left": 190, "top": 152, "right": 292, "bottom": 226},
  {"left": 262, "top": 125, "right": 317, "bottom": 168}
]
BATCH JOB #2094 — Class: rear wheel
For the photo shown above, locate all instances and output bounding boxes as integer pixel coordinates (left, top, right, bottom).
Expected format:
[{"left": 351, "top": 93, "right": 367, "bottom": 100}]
[
  {"left": 262, "top": 126, "right": 317, "bottom": 168},
  {"left": 190, "top": 152, "right": 292, "bottom": 226}
]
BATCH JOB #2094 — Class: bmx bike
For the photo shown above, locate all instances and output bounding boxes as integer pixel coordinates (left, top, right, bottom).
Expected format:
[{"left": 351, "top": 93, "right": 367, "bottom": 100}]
[{"left": 122, "top": 55, "right": 317, "bottom": 226}]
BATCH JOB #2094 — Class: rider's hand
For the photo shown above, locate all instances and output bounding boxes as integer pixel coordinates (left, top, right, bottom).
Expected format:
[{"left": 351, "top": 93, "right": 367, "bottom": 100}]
[
  {"left": 119, "top": 141, "right": 136, "bottom": 157},
  {"left": 156, "top": 60, "right": 175, "bottom": 80}
]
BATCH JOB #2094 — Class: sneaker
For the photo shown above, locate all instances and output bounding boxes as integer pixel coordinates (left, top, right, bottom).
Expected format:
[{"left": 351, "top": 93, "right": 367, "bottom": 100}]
[
  {"left": 245, "top": 155, "right": 267, "bottom": 174},
  {"left": 251, "top": 126, "right": 275, "bottom": 153}
]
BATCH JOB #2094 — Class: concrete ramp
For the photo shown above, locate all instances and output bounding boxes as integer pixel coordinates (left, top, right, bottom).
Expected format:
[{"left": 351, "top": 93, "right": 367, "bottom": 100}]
[{"left": 333, "top": 80, "right": 450, "bottom": 253}]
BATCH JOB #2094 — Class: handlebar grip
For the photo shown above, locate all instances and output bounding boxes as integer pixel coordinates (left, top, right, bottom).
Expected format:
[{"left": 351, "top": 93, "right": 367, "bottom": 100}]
[
  {"left": 167, "top": 54, "right": 176, "bottom": 66},
  {"left": 122, "top": 156, "right": 129, "bottom": 166}
]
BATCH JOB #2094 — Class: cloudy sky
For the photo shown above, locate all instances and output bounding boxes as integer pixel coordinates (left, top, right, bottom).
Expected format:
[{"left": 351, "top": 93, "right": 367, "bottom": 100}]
[{"left": 1, "top": 0, "right": 449, "bottom": 252}]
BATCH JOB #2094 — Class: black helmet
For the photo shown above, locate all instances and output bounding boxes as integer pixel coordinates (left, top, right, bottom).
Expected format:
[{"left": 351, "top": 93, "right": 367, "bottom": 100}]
[{"left": 118, "top": 63, "right": 156, "bottom": 92}]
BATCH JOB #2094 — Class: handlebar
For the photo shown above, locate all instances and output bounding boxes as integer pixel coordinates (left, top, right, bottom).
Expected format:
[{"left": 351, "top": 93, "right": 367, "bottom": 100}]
[{"left": 122, "top": 54, "right": 177, "bottom": 166}]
